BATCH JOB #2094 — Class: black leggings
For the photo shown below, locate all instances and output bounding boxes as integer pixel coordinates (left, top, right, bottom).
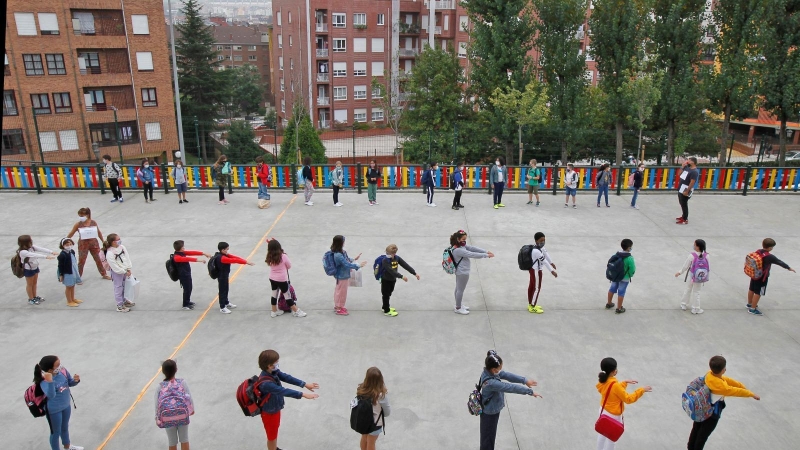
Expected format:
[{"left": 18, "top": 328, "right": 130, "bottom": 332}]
[
  {"left": 109, "top": 178, "right": 122, "bottom": 199},
  {"left": 333, "top": 185, "right": 340, "bottom": 204},
  {"left": 142, "top": 182, "right": 153, "bottom": 200},
  {"left": 270, "top": 279, "right": 294, "bottom": 307},
  {"left": 453, "top": 190, "right": 462, "bottom": 207},
  {"left": 219, "top": 185, "right": 225, "bottom": 201},
  {"left": 493, "top": 182, "right": 504, "bottom": 205},
  {"left": 678, "top": 192, "right": 690, "bottom": 220}
]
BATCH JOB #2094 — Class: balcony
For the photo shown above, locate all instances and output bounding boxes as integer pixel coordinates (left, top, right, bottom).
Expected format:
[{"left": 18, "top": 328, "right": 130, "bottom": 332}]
[
  {"left": 317, "top": 73, "right": 329, "bottom": 82},
  {"left": 398, "top": 92, "right": 411, "bottom": 102},
  {"left": 575, "top": 31, "right": 585, "bottom": 39},
  {"left": 319, "top": 120, "right": 330, "bottom": 129},
  {"left": 398, "top": 49, "right": 418, "bottom": 58},
  {"left": 316, "top": 49, "right": 329, "bottom": 58},
  {"left": 315, "top": 23, "right": 328, "bottom": 32},
  {"left": 78, "top": 49, "right": 130, "bottom": 75},
  {"left": 317, "top": 97, "right": 330, "bottom": 106},
  {"left": 425, "top": 0, "right": 456, "bottom": 9},
  {"left": 71, "top": 10, "right": 125, "bottom": 36},
  {"left": 434, "top": 26, "right": 442, "bottom": 35},
  {"left": 398, "top": 22, "right": 421, "bottom": 34}
]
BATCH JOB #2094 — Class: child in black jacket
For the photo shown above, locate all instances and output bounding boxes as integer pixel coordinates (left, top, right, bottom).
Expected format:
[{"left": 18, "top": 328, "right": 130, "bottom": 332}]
[{"left": 379, "top": 244, "right": 420, "bottom": 316}]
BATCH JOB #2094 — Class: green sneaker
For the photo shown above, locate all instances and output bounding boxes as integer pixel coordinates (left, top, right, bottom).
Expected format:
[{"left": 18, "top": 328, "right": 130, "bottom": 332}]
[
  {"left": 527, "top": 304, "right": 536, "bottom": 313},
  {"left": 384, "top": 310, "right": 398, "bottom": 317}
]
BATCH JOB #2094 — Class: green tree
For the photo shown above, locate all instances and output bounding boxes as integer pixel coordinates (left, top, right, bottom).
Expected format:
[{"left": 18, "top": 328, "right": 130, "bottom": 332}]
[
  {"left": 621, "top": 67, "right": 662, "bottom": 160},
  {"left": 755, "top": 0, "right": 800, "bottom": 166},
  {"left": 279, "top": 105, "right": 326, "bottom": 164},
  {"left": 490, "top": 81, "right": 550, "bottom": 165},
  {"left": 231, "top": 64, "right": 265, "bottom": 115},
  {"left": 590, "top": 0, "right": 651, "bottom": 166},
  {"left": 225, "top": 121, "right": 263, "bottom": 164}
]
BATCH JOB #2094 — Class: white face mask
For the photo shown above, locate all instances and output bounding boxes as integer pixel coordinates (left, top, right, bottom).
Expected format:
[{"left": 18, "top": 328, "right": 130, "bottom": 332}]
[
  {"left": 144, "top": 164, "right": 150, "bottom": 168},
  {"left": 78, "top": 216, "right": 87, "bottom": 222},
  {"left": 272, "top": 363, "right": 280, "bottom": 372},
  {"left": 64, "top": 245, "right": 73, "bottom": 252},
  {"left": 495, "top": 161, "right": 500, "bottom": 166}
]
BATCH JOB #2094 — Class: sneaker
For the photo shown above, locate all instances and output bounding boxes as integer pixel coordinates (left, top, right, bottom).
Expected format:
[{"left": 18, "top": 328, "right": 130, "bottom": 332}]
[
  {"left": 527, "top": 304, "right": 536, "bottom": 313},
  {"left": 605, "top": 302, "right": 615, "bottom": 309},
  {"left": 573, "top": 205, "right": 577, "bottom": 209},
  {"left": 677, "top": 219, "right": 688, "bottom": 225},
  {"left": 691, "top": 308, "right": 704, "bottom": 315},
  {"left": 498, "top": 203, "right": 505, "bottom": 207},
  {"left": 146, "top": 199, "right": 150, "bottom": 204},
  {"left": 305, "top": 201, "right": 313, "bottom": 206},
  {"left": 182, "top": 199, "right": 189, "bottom": 203},
  {"left": 34, "top": 296, "right": 45, "bottom": 303},
  {"left": 680, "top": 303, "right": 687, "bottom": 311},
  {"left": 564, "top": 203, "right": 569, "bottom": 208},
  {"left": 536, "top": 202, "right": 540, "bottom": 206},
  {"left": 227, "top": 303, "right": 237, "bottom": 309},
  {"left": 123, "top": 300, "right": 135, "bottom": 308},
  {"left": 747, "top": 308, "right": 763, "bottom": 316},
  {"left": 532, "top": 305, "right": 544, "bottom": 314},
  {"left": 219, "top": 201, "right": 226, "bottom": 205},
  {"left": 461, "top": 305, "right": 470, "bottom": 311},
  {"left": 220, "top": 307, "right": 231, "bottom": 314},
  {"left": 151, "top": 198, "right": 157, "bottom": 202},
  {"left": 452, "top": 206, "right": 459, "bottom": 210},
  {"left": 429, "top": 203, "right": 437, "bottom": 207},
  {"left": 746, "top": 303, "right": 752, "bottom": 309},
  {"left": 373, "top": 201, "right": 379, "bottom": 205},
  {"left": 292, "top": 309, "right": 307, "bottom": 317},
  {"left": 223, "top": 199, "right": 230, "bottom": 204},
  {"left": 116, "top": 306, "right": 130, "bottom": 313},
  {"left": 110, "top": 199, "right": 118, "bottom": 203},
  {"left": 271, "top": 310, "right": 285, "bottom": 318},
  {"left": 28, "top": 298, "right": 40, "bottom": 305},
  {"left": 527, "top": 201, "right": 533, "bottom": 205},
  {"left": 179, "top": 200, "right": 183, "bottom": 204},
  {"left": 458, "top": 204, "right": 465, "bottom": 208},
  {"left": 335, "top": 308, "right": 349, "bottom": 316},
  {"left": 597, "top": 204, "right": 601, "bottom": 208},
  {"left": 369, "top": 201, "right": 374, "bottom": 206},
  {"left": 188, "top": 302, "right": 196, "bottom": 308},
  {"left": 615, "top": 307, "right": 626, "bottom": 314},
  {"left": 384, "top": 310, "right": 398, "bottom": 317},
  {"left": 66, "top": 445, "right": 84, "bottom": 450},
  {"left": 334, "top": 203, "right": 343, "bottom": 207},
  {"left": 631, "top": 205, "right": 639, "bottom": 209},
  {"left": 676, "top": 217, "right": 686, "bottom": 223},
  {"left": 182, "top": 305, "right": 194, "bottom": 311},
  {"left": 119, "top": 198, "right": 124, "bottom": 202},
  {"left": 454, "top": 307, "right": 470, "bottom": 315},
  {"left": 606, "top": 204, "right": 611, "bottom": 208},
  {"left": 494, "top": 204, "right": 499, "bottom": 209},
  {"left": 308, "top": 201, "right": 314, "bottom": 205}
]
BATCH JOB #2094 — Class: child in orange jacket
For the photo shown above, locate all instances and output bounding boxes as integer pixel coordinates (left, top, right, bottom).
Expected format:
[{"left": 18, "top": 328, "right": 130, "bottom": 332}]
[{"left": 595, "top": 357, "right": 652, "bottom": 450}]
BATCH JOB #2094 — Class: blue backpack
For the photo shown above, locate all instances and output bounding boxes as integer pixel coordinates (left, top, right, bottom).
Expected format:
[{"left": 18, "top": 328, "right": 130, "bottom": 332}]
[
  {"left": 156, "top": 379, "right": 192, "bottom": 428},
  {"left": 322, "top": 251, "right": 337, "bottom": 276},
  {"left": 682, "top": 376, "right": 714, "bottom": 422},
  {"left": 373, "top": 255, "right": 389, "bottom": 281}
]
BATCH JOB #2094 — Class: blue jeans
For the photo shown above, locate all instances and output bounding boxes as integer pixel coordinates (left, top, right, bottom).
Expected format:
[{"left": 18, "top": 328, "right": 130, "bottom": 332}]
[
  {"left": 492, "top": 182, "right": 504, "bottom": 205},
  {"left": 257, "top": 182, "right": 270, "bottom": 200},
  {"left": 609, "top": 281, "right": 630, "bottom": 297},
  {"left": 48, "top": 407, "right": 71, "bottom": 450},
  {"left": 631, "top": 187, "right": 639, "bottom": 206},
  {"left": 597, "top": 185, "right": 609, "bottom": 205}
]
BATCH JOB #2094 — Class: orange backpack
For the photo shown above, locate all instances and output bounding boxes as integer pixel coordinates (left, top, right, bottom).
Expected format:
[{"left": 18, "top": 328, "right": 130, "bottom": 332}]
[{"left": 744, "top": 250, "right": 767, "bottom": 280}]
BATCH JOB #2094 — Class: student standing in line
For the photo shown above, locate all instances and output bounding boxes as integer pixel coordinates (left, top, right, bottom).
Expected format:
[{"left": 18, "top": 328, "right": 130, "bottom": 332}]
[
  {"left": 172, "top": 240, "right": 210, "bottom": 311},
  {"left": 378, "top": 244, "right": 420, "bottom": 317},
  {"left": 677, "top": 157, "right": 699, "bottom": 224},
  {"left": 595, "top": 357, "right": 651, "bottom": 450},
  {"left": 215, "top": 242, "right": 254, "bottom": 314},
  {"left": 450, "top": 230, "right": 494, "bottom": 315},
  {"left": 489, "top": 156, "right": 507, "bottom": 209},
  {"left": 674, "top": 239, "right": 709, "bottom": 315},
  {"left": 67, "top": 207, "right": 110, "bottom": 280},
  {"left": 104, "top": 234, "right": 135, "bottom": 312},
  {"left": 746, "top": 238, "right": 795, "bottom": 316},
  {"left": 136, "top": 158, "right": 157, "bottom": 203},
  {"left": 367, "top": 160, "right": 380, "bottom": 205},
  {"left": 478, "top": 350, "right": 541, "bottom": 450},
  {"left": 596, "top": 164, "right": 612, "bottom": 208},
  {"left": 606, "top": 239, "right": 635, "bottom": 314},
  {"left": 331, "top": 161, "right": 345, "bottom": 207},
  {"left": 213, "top": 155, "right": 231, "bottom": 205},
  {"left": 57, "top": 238, "right": 82, "bottom": 307},
  {"left": 155, "top": 359, "right": 194, "bottom": 450},
  {"left": 172, "top": 160, "right": 190, "bottom": 204},
  {"left": 564, "top": 163, "right": 579, "bottom": 208},
  {"left": 422, "top": 162, "right": 438, "bottom": 207},
  {"left": 526, "top": 159, "right": 541, "bottom": 206},
  {"left": 265, "top": 239, "right": 306, "bottom": 318},
  {"left": 102, "top": 154, "right": 123, "bottom": 203},
  {"left": 302, "top": 156, "right": 315, "bottom": 206},
  {"left": 256, "top": 350, "right": 319, "bottom": 450},
  {"left": 687, "top": 356, "right": 760, "bottom": 450},
  {"left": 451, "top": 163, "right": 465, "bottom": 210},
  {"left": 527, "top": 232, "right": 557, "bottom": 314},
  {"left": 355, "top": 367, "right": 391, "bottom": 450},
  {"left": 630, "top": 163, "right": 644, "bottom": 209},
  {"left": 35, "top": 355, "right": 83, "bottom": 450},
  {"left": 255, "top": 156, "right": 271, "bottom": 200},
  {"left": 17, "top": 235, "right": 57, "bottom": 305},
  {"left": 331, "top": 235, "right": 366, "bottom": 316}
]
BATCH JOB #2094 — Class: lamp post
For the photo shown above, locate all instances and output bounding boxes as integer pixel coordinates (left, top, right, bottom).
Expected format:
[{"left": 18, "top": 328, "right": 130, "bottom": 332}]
[{"left": 111, "top": 107, "right": 124, "bottom": 164}]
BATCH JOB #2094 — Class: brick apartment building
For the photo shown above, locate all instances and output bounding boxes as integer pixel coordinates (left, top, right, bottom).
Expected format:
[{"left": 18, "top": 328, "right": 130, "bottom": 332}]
[
  {"left": 209, "top": 20, "right": 274, "bottom": 107},
  {"left": 3, "top": 0, "right": 179, "bottom": 164}
]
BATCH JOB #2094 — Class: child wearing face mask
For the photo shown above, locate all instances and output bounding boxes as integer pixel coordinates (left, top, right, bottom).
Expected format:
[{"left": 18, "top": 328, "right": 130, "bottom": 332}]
[
  {"left": 630, "top": 164, "right": 644, "bottom": 209},
  {"left": 367, "top": 160, "right": 380, "bottom": 205},
  {"left": 331, "top": 161, "right": 345, "bottom": 206},
  {"left": 595, "top": 357, "right": 651, "bottom": 450},
  {"left": 35, "top": 355, "right": 82, "bottom": 450},
  {"left": 450, "top": 230, "right": 494, "bottom": 315},
  {"left": 136, "top": 159, "right": 157, "bottom": 203},
  {"left": 66, "top": 207, "right": 109, "bottom": 280},
  {"left": 451, "top": 163, "right": 465, "bottom": 210},
  {"left": 104, "top": 234, "right": 135, "bottom": 312},
  {"left": 489, "top": 157, "right": 507, "bottom": 209},
  {"left": 171, "top": 160, "right": 189, "bottom": 204},
  {"left": 527, "top": 232, "right": 558, "bottom": 314},
  {"left": 57, "top": 238, "right": 82, "bottom": 307}
]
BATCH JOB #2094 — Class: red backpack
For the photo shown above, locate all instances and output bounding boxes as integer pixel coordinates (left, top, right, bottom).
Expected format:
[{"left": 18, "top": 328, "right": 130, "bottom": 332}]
[
  {"left": 24, "top": 383, "right": 47, "bottom": 418},
  {"left": 236, "top": 374, "right": 275, "bottom": 416},
  {"left": 744, "top": 250, "right": 768, "bottom": 280}
]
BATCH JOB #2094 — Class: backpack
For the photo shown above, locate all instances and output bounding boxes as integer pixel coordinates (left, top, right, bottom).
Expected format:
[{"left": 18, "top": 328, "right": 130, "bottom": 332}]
[
  {"left": 682, "top": 376, "right": 714, "bottom": 422},
  {"left": 517, "top": 245, "right": 536, "bottom": 271},
  {"left": 467, "top": 378, "right": 492, "bottom": 416},
  {"left": 156, "top": 379, "right": 192, "bottom": 428},
  {"left": 605, "top": 252, "right": 629, "bottom": 282},
  {"left": 421, "top": 170, "right": 431, "bottom": 185},
  {"left": 221, "top": 162, "right": 232, "bottom": 175},
  {"left": 165, "top": 254, "right": 179, "bottom": 282},
  {"left": 24, "top": 382, "right": 48, "bottom": 418},
  {"left": 112, "top": 162, "right": 122, "bottom": 177},
  {"left": 322, "top": 250, "right": 337, "bottom": 276},
  {"left": 744, "top": 250, "right": 767, "bottom": 280},
  {"left": 449, "top": 171, "right": 456, "bottom": 190},
  {"left": 208, "top": 252, "right": 222, "bottom": 279},
  {"left": 373, "top": 255, "right": 389, "bottom": 281},
  {"left": 442, "top": 247, "right": 461, "bottom": 275},
  {"left": 627, "top": 172, "right": 635, "bottom": 188},
  {"left": 297, "top": 168, "right": 305, "bottom": 186},
  {"left": 350, "top": 396, "right": 384, "bottom": 434},
  {"left": 11, "top": 253, "right": 27, "bottom": 278},
  {"left": 689, "top": 252, "right": 710, "bottom": 283},
  {"left": 236, "top": 374, "right": 275, "bottom": 417},
  {"left": 277, "top": 284, "right": 297, "bottom": 312}
]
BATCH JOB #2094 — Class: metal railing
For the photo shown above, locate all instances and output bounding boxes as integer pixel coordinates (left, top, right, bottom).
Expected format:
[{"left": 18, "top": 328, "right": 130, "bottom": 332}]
[
  {"left": 398, "top": 49, "right": 418, "bottom": 57},
  {"left": 315, "top": 23, "right": 328, "bottom": 32},
  {"left": 317, "top": 73, "right": 329, "bottom": 82},
  {"left": 317, "top": 97, "right": 330, "bottom": 106},
  {"left": 316, "top": 48, "right": 329, "bottom": 57}
]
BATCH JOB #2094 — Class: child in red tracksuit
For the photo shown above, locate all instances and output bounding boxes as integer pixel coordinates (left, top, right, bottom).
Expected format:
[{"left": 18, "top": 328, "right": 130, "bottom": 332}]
[
  {"left": 255, "top": 156, "right": 271, "bottom": 200},
  {"left": 172, "top": 240, "right": 212, "bottom": 310},
  {"left": 215, "top": 241, "right": 254, "bottom": 314}
]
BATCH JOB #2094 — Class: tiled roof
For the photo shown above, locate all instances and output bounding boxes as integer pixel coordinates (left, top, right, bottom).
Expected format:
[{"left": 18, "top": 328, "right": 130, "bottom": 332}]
[{"left": 211, "top": 24, "right": 269, "bottom": 45}]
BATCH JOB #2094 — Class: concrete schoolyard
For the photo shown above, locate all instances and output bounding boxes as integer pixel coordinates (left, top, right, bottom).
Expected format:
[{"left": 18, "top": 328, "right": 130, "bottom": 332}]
[{"left": 1, "top": 188, "right": 799, "bottom": 450}]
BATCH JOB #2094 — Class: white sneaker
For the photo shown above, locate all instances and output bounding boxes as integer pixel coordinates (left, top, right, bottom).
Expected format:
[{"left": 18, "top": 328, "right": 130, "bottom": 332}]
[
  {"left": 292, "top": 309, "right": 307, "bottom": 317},
  {"left": 461, "top": 304, "right": 470, "bottom": 311},
  {"left": 334, "top": 203, "right": 343, "bottom": 207},
  {"left": 220, "top": 307, "right": 231, "bottom": 314},
  {"left": 373, "top": 201, "right": 379, "bottom": 205},
  {"left": 271, "top": 310, "right": 285, "bottom": 318},
  {"left": 305, "top": 201, "right": 312, "bottom": 206},
  {"left": 691, "top": 308, "right": 704, "bottom": 315},
  {"left": 309, "top": 201, "right": 314, "bottom": 205},
  {"left": 429, "top": 203, "right": 437, "bottom": 207},
  {"left": 227, "top": 304, "right": 237, "bottom": 309},
  {"left": 116, "top": 306, "right": 130, "bottom": 313},
  {"left": 680, "top": 303, "right": 687, "bottom": 311},
  {"left": 454, "top": 307, "right": 470, "bottom": 315},
  {"left": 66, "top": 445, "right": 84, "bottom": 450}
]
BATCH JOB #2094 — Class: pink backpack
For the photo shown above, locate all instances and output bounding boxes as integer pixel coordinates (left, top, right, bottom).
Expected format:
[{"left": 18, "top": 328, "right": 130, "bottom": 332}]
[{"left": 156, "top": 379, "right": 192, "bottom": 428}]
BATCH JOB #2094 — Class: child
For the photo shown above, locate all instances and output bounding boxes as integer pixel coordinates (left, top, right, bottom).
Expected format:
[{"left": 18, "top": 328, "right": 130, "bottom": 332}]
[
  {"left": 57, "top": 238, "right": 82, "bottom": 307},
  {"left": 489, "top": 156, "right": 507, "bottom": 209},
  {"left": 330, "top": 235, "right": 367, "bottom": 316},
  {"left": 746, "top": 238, "right": 795, "bottom": 316},
  {"left": 302, "top": 156, "right": 315, "bottom": 205},
  {"left": 630, "top": 163, "right": 644, "bottom": 209},
  {"left": 213, "top": 155, "right": 231, "bottom": 205},
  {"left": 421, "top": 162, "right": 438, "bottom": 207},
  {"left": 102, "top": 154, "right": 123, "bottom": 202},
  {"left": 450, "top": 230, "right": 494, "bottom": 315},
  {"left": 379, "top": 244, "right": 420, "bottom": 317},
  {"left": 451, "top": 163, "right": 465, "bottom": 210},
  {"left": 256, "top": 350, "right": 319, "bottom": 450},
  {"left": 478, "top": 350, "right": 541, "bottom": 450},
  {"left": 527, "top": 232, "right": 557, "bottom": 314},
  {"left": 255, "top": 156, "right": 271, "bottom": 200},
  {"left": 17, "top": 235, "right": 57, "bottom": 305},
  {"left": 155, "top": 359, "right": 194, "bottom": 450},
  {"left": 687, "top": 356, "right": 760, "bottom": 450},
  {"left": 214, "top": 242, "right": 254, "bottom": 314},
  {"left": 595, "top": 357, "right": 651, "bottom": 450},
  {"left": 66, "top": 207, "right": 110, "bottom": 279},
  {"left": 526, "top": 159, "right": 541, "bottom": 206},
  {"left": 367, "top": 160, "right": 380, "bottom": 205},
  {"left": 104, "top": 234, "right": 135, "bottom": 313},
  {"left": 331, "top": 161, "right": 344, "bottom": 206},
  {"left": 171, "top": 160, "right": 189, "bottom": 204},
  {"left": 265, "top": 239, "right": 306, "bottom": 318},
  {"left": 136, "top": 159, "right": 157, "bottom": 203},
  {"left": 606, "top": 239, "right": 635, "bottom": 314},
  {"left": 564, "top": 163, "right": 578, "bottom": 208},
  {"left": 355, "top": 367, "right": 391, "bottom": 450},
  {"left": 596, "top": 164, "right": 611, "bottom": 208},
  {"left": 675, "top": 239, "right": 708, "bottom": 314},
  {"left": 173, "top": 240, "right": 211, "bottom": 311},
  {"left": 35, "top": 355, "right": 83, "bottom": 450}
]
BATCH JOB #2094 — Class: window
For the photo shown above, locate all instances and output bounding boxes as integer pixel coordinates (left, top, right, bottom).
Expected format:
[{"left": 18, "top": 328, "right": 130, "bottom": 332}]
[
  {"left": 585, "top": 70, "right": 594, "bottom": 83},
  {"left": 279, "top": 56, "right": 284, "bottom": 70},
  {"left": 332, "top": 13, "right": 346, "bottom": 28},
  {"left": 145, "top": 122, "right": 162, "bottom": 140},
  {"left": 354, "top": 62, "right": 366, "bottom": 76},
  {"left": 354, "top": 108, "right": 367, "bottom": 122},
  {"left": 372, "top": 86, "right": 382, "bottom": 98},
  {"left": 38, "top": 13, "right": 59, "bottom": 35},
  {"left": 136, "top": 52, "right": 153, "bottom": 71},
  {"left": 78, "top": 52, "right": 100, "bottom": 74},
  {"left": 353, "top": 38, "right": 367, "bottom": 53},
  {"left": 333, "top": 62, "right": 347, "bottom": 77},
  {"left": 354, "top": 85, "right": 367, "bottom": 100},
  {"left": 354, "top": 13, "right": 366, "bottom": 26},
  {"left": 90, "top": 121, "right": 138, "bottom": 147},
  {"left": 59, "top": 130, "right": 79, "bottom": 150},
  {"left": 217, "top": 55, "right": 225, "bottom": 61},
  {"left": 422, "top": 15, "right": 429, "bottom": 29},
  {"left": 290, "top": 58, "right": 294, "bottom": 69},
  {"left": 141, "top": 88, "right": 157, "bottom": 107},
  {"left": 234, "top": 45, "right": 242, "bottom": 51},
  {"left": 277, "top": 35, "right": 282, "bottom": 48},
  {"left": 371, "top": 38, "right": 385, "bottom": 53},
  {"left": 3, "top": 91, "right": 19, "bottom": 116},
  {"left": 224, "top": 45, "right": 231, "bottom": 50},
  {"left": 280, "top": 78, "right": 284, "bottom": 91},
  {"left": 53, "top": 92, "right": 72, "bottom": 113},
  {"left": 248, "top": 55, "right": 257, "bottom": 61},
  {"left": 333, "top": 38, "right": 346, "bottom": 52},
  {"left": 289, "top": 36, "right": 293, "bottom": 47},
  {"left": 40, "top": 132, "right": 59, "bottom": 152},
  {"left": 372, "top": 61, "right": 384, "bottom": 76},
  {"left": 234, "top": 55, "right": 242, "bottom": 61},
  {"left": 288, "top": 11, "right": 292, "bottom": 24},
  {"left": 280, "top": 98, "right": 285, "bottom": 112},
  {"left": 377, "top": 14, "right": 385, "bottom": 26},
  {"left": 131, "top": 14, "right": 149, "bottom": 34},
  {"left": 334, "top": 109, "right": 347, "bottom": 123},
  {"left": 458, "top": 42, "right": 467, "bottom": 58},
  {"left": 333, "top": 86, "right": 347, "bottom": 100},
  {"left": 276, "top": 11, "right": 281, "bottom": 26},
  {"left": 371, "top": 109, "right": 384, "bottom": 122},
  {"left": 444, "top": 15, "right": 449, "bottom": 31},
  {"left": 85, "top": 89, "right": 105, "bottom": 111},
  {"left": 459, "top": 16, "right": 469, "bottom": 32},
  {"left": 46, "top": 54, "right": 67, "bottom": 75},
  {"left": 14, "top": 13, "right": 37, "bottom": 35},
  {"left": 2, "top": 129, "right": 26, "bottom": 155},
  {"left": 31, "top": 93, "right": 51, "bottom": 114},
  {"left": 217, "top": 45, "right": 223, "bottom": 51},
  {"left": 585, "top": 45, "right": 594, "bottom": 61},
  {"left": 72, "top": 12, "right": 96, "bottom": 35},
  {"left": 250, "top": 45, "right": 258, "bottom": 51},
  {"left": 23, "top": 54, "right": 44, "bottom": 76}
]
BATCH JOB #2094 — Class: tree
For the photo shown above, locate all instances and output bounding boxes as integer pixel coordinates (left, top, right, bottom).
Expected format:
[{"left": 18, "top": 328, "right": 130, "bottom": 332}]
[
  {"left": 590, "top": 0, "right": 651, "bottom": 166},
  {"left": 653, "top": 0, "right": 707, "bottom": 164},
  {"left": 225, "top": 121, "right": 263, "bottom": 164},
  {"left": 230, "top": 65, "right": 265, "bottom": 115},
  {"left": 490, "top": 81, "right": 550, "bottom": 165},
  {"left": 756, "top": 0, "right": 800, "bottom": 166},
  {"left": 279, "top": 104, "right": 326, "bottom": 164},
  {"left": 707, "top": 0, "right": 764, "bottom": 166},
  {"left": 621, "top": 67, "right": 662, "bottom": 161}
]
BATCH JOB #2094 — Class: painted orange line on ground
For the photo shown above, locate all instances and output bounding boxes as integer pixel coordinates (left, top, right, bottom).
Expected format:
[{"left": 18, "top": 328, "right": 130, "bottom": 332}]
[{"left": 96, "top": 196, "right": 297, "bottom": 450}]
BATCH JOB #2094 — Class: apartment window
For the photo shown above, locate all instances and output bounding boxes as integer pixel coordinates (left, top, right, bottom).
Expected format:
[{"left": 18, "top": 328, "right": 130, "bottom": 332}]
[
  {"left": 90, "top": 121, "right": 138, "bottom": 146},
  {"left": 371, "top": 109, "right": 384, "bottom": 122},
  {"left": 2, "top": 129, "right": 26, "bottom": 155},
  {"left": 372, "top": 86, "right": 382, "bottom": 98},
  {"left": 38, "top": 13, "right": 60, "bottom": 35},
  {"left": 40, "top": 132, "right": 59, "bottom": 152},
  {"left": 14, "top": 13, "right": 37, "bottom": 35},
  {"left": 136, "top": 52, "right": 154, "bottom": 71},
  {"left": 354, "top": 13, "right": 366, "bottom": 26},
  {"left": 333, "top": 62, "right": 347, "bottom": 77},
  {"left": 333, "top": 38, "right": 346, "bottom": 52},
  {"left": 249, "top": 45, "right": 257, "bottom": 51},
  {"left": 59, "top": 130, "right": 79, "bottom": 150},
  {"left": 217, "top": 55, "right": 224, "bottom": 61},
  {"left": 334, "top": 109, "right": 347, "bottom": 123},
  {"left": 332, "top": 13, "right": 346, "bottom": 28},
  {"left": 353, "top": 38, "right": 367, "bottom": 53},
  {"left": 281, "top": 98, "right": 285, "bottom": 112},
  {"left": 458, "top": 42, "right": 467, "bottom": 58},
  {"left": 354, "top": 85, "right": 367, "bottom": 100},
  {"left": 276, "top": 11, "right": 281, "bottom": 26},
  {"left": 3, "top": 91, "right": 19, "bottom": 116},
  {"left": 131, "top": 14, "right": 149, "bottom": 34},
  {"left": 234, "top": 55, "right": 242, "bottom": 61},
  {"left": 354, "top": 108, "right": 367, "bottom": 122},
  {"left": 459, "top": 16, "right": 469, "bottom": 32},
  {"left": 280, "top": 78, "right": 284, "bottom": 91},
  {"left": 371, "top": 38, "right": 385, "bottom": 53},
  {"left": 23, "top": 54, "right": 44, "bottom": 76},
  {"left": 289, "top": 36, "right": 293, "bottom": 47},
  {"left": 290, "top": 58, "right": 294, "bottom": 69},
  {"left": 277, "top": 35, "right": 282, "bottom": 48},
  {"left": 288, "top": 11, "right": 292, "bottom": 24},
  {"left": 217, "top": 45, "right": 223, "bottom": 51},
  {"left": 141, "top": 88, "right": 157, "bottom": 107},
  {"left": 224, "top": 45, "right": 231, "bottom": 50},
  {"left": 585, "top": 45, "right": 594, "bottom": 62},
  {"left": 372, "top": 61, "right": 384, "bottom": 76},
  {"left": 353, "top": 62, "right": 366, "bottom": 77},
  {"left": 333, "top": 86, "right": 347, "bottom": 101},
  {"left": 85, "top": 89, "right": 105, "bottom": 111},
  {"left": 53, "top": 92, "right": 72, "bottom": 113},
  {"left": 78, "top": 52, "right": 100, "bottom": 74},
  {"left": 377, "top": 14, "right": 385, "bottom": 26},
  {"left": 30, "top": 94, "right": 51, "bottom": 114},
  {"left": 46, "top": 54, "right": 67, "bottom": 75},
  {"left": 279, "top": 56, "right": 283, "bottom": 70},
  {"left": 248, "top": 55, "right": 257, "bottom": 61},
  {"left": 230, "top": 45, "right": 240, "bottom": 51},
  {"left": 145, "top": 122, "right": 162, "bottom": 140}
]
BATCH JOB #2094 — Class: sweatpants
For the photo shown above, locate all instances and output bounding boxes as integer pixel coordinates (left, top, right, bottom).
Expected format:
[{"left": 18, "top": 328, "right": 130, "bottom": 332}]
[
  {"left": 426, "top": 186, "right": 435, "bottom": 204},
  {"left": 304, "top": 182, "right": 315, "bottom": 202},
  {"left": 334, "top": 278, "right": 349, "bottom": 309},
  {"left": 143, "top": 182, "right": 154, "bottom": 200},
  {"left": 179, "top": 274, "right": 193, "bottom": 307},
  {"left": 47, "top": 407, "right": 71, "bottom": 450},
  {"left": 678, "top": 193, "right": 691, "bottom": 220},
  {"left": 479, "top": 412, "right": 500, "bottom": 450},
  {"left": 381, "top": 280, "right": 396, "bottom": 313},
  {"left": 680, "top": 281, "right": 703, "bottom": 310},
  {"left": 687, "top": 401, "right": 725, "bottom": 450},
  {"left": 108, "top": 178, "right": 122, "bottom": 200},
  {"left": 368, "top": 183, "right": 377, "bottom": 202},
  {"left": 596, "top": 410, "right": 622, "bottom": 450},
  {"left": 111, "top": 270, "right": 125, "bottom": 307},
  {"left": 218, "top": 276, "right": 230, "bottom": 309},
  {"left": 453, "top": 190, "right": 462, "bottom": 207},
  {"left": 333, "top": 185, "right": 340, "bottom": 204},
  {"left": 528, "top": 269, "right": 542, "bottom": 306},
  {"left": 492, "top": 182, "right": 504, "bottom": 205},
  {"left": 454, "top": 274, "right": 469, "bottom": 309}
]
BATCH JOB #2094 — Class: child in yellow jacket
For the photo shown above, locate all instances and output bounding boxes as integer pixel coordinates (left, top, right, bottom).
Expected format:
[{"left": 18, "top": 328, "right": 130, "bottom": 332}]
[
  {"left": 595, "top": 357, "right": 652, "bottom": 450},
  {"left": 687, "top": 356, "right": 760, "bottom": 450}
]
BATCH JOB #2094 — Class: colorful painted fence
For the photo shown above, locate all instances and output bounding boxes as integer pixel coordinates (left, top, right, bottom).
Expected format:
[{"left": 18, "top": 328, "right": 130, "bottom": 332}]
[{"left": 2, "top": 164, "right": 799, "bottom": 193}]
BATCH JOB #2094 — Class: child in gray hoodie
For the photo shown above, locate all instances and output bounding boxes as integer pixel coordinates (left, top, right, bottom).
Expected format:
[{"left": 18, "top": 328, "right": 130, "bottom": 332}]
[{"left": 449, "top": 230, "right": 494, "bottom": 315}]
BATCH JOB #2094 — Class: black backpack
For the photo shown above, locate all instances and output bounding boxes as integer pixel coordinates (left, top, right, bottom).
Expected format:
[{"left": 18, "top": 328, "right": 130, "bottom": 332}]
[
  {"left": 518, "top": 245, "right": 536, "bottom": 271},
  {"left": 449, "top": 171, "right": 456, "bottom": 190},
  {"left": 350, "top": 396, "right": 384, "bottom": 435},
  {"left": 208, "top": 252, "right": 221, "bottom": 279},
  {"left": 606, "top": 252, "right": 629, "bottom": 282},
  {"left": 165, "top": 254, "right": 179, "bottom": 282}
]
